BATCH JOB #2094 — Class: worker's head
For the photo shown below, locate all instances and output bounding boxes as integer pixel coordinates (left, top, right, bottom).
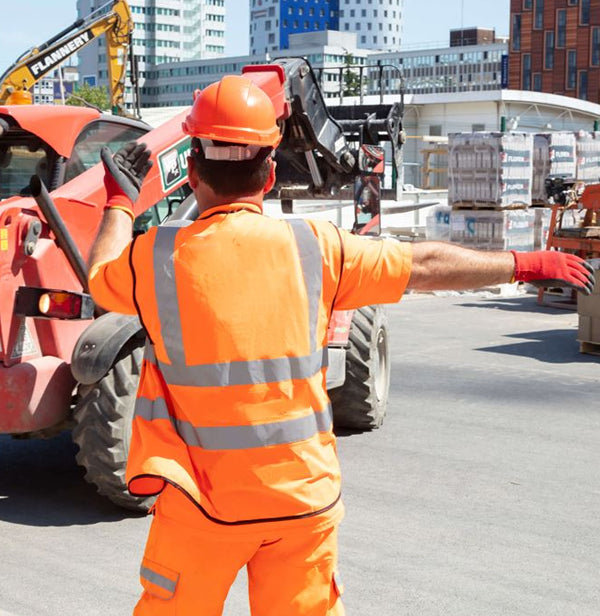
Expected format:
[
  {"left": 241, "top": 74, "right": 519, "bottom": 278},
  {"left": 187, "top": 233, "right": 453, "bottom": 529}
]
[{"left": 182, "top": 75, "right": 282, "bottom": 199}]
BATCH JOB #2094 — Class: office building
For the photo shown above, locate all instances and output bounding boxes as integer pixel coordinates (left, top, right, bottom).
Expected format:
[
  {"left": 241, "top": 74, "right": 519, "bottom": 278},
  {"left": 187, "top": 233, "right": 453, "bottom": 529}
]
[
  {"left": 140, "top": 27, "right": 508, "bottom": 109},
  {"left": 250, "top": 0, "right": 404, "bottom": 54},
  {"left": 508, "top": 0, "right": 599, "bottom": 102},
  {"left": 369, "top": 29, "right": 508, "bottom": 96},
  {"left": 143, "top": 30, "right": 368, "bottom": 106},
  {"left": 339, "top": 0, "right": 403, "bottom": 50},
  {"left": 76, "top": 0, "right": 225, "bottom": 103},
  {"left": 250, "top": 0, "right": 340, "bottom": 55}
]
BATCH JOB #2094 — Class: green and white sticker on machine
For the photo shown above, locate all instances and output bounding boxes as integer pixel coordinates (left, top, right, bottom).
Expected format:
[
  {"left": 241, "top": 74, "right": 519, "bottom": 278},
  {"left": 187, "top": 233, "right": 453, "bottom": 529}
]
[{"left": 157, "top": 136, "right": 192, "bottom": 192}]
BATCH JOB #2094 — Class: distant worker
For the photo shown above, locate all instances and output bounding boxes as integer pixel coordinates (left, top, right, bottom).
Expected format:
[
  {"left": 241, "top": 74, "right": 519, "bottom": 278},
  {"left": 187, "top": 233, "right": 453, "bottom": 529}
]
[{"left": 87, "top": 74, "right": 595, "bottom": 616}]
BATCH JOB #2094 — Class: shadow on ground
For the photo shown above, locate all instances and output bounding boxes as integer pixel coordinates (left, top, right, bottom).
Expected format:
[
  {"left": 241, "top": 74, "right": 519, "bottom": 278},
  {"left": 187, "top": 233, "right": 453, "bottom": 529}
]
[
  {"left": 459, "top": 295, "right": 572, "bottom": 315},
  {"left": 0, "top": 432, "right": 137, "bottom": 527},
  {"left": 476, "top": 328, "right": 599, "bottom": 364}
]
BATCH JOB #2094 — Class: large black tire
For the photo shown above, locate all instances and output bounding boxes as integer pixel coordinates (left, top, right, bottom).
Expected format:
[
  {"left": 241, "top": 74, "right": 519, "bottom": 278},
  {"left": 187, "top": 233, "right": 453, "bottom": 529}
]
[
  {"left": 72, "top": 337, "right": 153, "bottom": 512},
  {"left": 330, "top": 305, "right": 391, "bottom": 431}
]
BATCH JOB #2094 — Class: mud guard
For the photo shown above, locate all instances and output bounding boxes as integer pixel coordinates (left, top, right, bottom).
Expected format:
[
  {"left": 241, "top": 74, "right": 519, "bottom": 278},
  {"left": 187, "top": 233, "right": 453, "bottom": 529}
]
[{"left": 71, "top": 312, "right": 144, "bottom": 385}]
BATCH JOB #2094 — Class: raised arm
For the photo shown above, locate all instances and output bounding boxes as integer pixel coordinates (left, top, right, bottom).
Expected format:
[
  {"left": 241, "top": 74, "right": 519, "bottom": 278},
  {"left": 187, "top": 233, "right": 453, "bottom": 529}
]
[{"left": 408, "top": 241, "right": 595, "bottom": 295}]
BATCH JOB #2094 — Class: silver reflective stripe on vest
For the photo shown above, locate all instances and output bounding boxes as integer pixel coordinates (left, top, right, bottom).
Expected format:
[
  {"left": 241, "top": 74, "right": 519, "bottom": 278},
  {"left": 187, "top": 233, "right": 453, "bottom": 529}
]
[
  {"left": 135, "top": 395, "right": 333, "bottom": 451},
  {"left": 134, "top": 396, "right": 172, "bottom": 422},
  {"left": 288, "top": 219, "right": 322, "bottom": 353},
  {"left": 150, "top": 217, "right": 325, "bottom": 387},
  {"left": 153, "top": 221, "right": 193, "bottom": 366},
  {"left": 157, "top": 346, "right": 328, "bottom": 388},
  {"left": 140, "top": 565, "right": 178, "bottom": 594}
]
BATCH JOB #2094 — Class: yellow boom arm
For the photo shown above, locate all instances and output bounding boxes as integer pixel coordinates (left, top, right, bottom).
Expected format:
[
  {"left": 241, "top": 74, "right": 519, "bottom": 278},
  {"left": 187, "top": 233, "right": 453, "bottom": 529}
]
[{"left": 0, "top": 0, "right": 134, "bottom": 116}]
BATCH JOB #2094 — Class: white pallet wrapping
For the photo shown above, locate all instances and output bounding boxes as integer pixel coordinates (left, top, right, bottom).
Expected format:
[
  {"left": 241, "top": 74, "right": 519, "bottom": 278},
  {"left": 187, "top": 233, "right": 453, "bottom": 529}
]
[
  {"left": 450, "top": 209, "right": 536, "bottom": 252},
  {"left": 532, "top": 133, "right": 577, "bottom": 203},
  {"left": 425, "top": 205, "right": 451, "bottom": 241},
  {"left": 534, "top": 207, "right": 552, "bottom": 250},
  {"left": 575, "top": 131, "right": 600, "bottom": 182},
  {"left": 448, "top": 132, "right": 533, "bottom": 208}
]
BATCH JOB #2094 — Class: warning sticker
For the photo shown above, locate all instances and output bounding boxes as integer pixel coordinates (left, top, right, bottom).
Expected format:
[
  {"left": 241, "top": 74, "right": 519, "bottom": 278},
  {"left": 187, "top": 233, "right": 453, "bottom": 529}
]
[
  {"left": 0, "top": 228, "right": 8, "bottom": 251},
  {"left": 11, "top": 321, "right": 38, "bottom": 359},
  {"left": 157, "top": 136, "right": 192, "bottom": 192}
]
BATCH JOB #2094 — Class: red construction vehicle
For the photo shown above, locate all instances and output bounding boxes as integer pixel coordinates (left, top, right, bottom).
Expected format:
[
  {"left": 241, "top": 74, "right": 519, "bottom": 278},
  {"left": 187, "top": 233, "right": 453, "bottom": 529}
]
[{"left": 0, "top": 58, "right": 404, "bottom": 510}]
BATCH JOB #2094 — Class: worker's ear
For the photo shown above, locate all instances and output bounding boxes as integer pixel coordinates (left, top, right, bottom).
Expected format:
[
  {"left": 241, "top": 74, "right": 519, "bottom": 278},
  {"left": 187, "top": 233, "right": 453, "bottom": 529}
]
[
  {"left": 263, "top": 157, "right": 276, "bottom": 194},
  {"left": 187, "top": 156, "right": 198, "bottom": 190}
]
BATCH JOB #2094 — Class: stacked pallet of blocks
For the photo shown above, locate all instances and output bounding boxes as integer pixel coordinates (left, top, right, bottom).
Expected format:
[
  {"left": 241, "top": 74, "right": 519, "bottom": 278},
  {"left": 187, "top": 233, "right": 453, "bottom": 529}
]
[
  {"left": 447, "top": 132, "right": 537, "bottom": 252},
  {"left": 577, "top": 260, "right": 600, "bottom": 355},
  {"left": 575, "top": 131, "right": 600, "bottom": 183}
]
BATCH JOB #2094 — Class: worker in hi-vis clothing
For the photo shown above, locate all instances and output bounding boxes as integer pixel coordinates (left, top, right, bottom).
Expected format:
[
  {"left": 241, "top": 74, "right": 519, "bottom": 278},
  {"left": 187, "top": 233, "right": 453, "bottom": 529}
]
[{"left": 87, "top": 75, "right": 595, "bottom": 616}]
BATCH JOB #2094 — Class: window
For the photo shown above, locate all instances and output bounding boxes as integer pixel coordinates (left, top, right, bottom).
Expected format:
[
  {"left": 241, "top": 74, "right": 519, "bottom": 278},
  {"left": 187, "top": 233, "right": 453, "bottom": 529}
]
[
  {"left": 533, "top": 73, "right": 542, "bottom": 91},
  {"left": 567, "top": 50, "right": 577, "bottom": 89},
  {"left": 0, "top": 140, "right": 55, "bottom": 199},
  {"left": 523, "top": 0, "right": 533, "bottom": 7},
  {"left": 579, "top": 70, "right": 588, "bottom": 99},
  {"left": 522, "top": 53, "right": 532, "bottom": 89},
  {"left": 544, "top": 30, "right": 555, "bottom": 69},
  {"left": 557, "top": 10, "right": 566, "bottom": 47},
  {"left": 581, "top": 0, "right": 590, "bottom": 25},
  {"left": 592, "top": 28, "right": 600, "bottom": 65},
  {"left": 534, "top": 0, "right": 544, "bottom": 29},
  {"left": 512, "top": 14, "right": 521, "bottom": 51},
  {"left": 64, "top": 121, "right": 147, "bottom": 183}
]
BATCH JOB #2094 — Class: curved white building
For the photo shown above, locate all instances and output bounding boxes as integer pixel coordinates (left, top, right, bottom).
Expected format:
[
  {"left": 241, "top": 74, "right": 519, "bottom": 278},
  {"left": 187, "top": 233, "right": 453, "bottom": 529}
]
[{"left": 339, "top": 0, "right": 403, "bottom": 50}]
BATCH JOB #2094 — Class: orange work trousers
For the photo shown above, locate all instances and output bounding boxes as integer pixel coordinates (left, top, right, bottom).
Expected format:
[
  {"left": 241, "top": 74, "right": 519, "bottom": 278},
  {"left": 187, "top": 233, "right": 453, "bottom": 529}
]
[{"left": 134, "top": 485, "right": 345, "bottom": 616}]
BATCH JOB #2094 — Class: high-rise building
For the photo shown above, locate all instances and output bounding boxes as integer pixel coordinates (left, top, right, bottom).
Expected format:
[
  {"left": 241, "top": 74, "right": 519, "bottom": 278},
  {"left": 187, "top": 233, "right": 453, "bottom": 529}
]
[
  {"left": 339, "top": 0, "right": 403, "bottom": 50},
  {"left": 250, "top": 0, "right": 403, "bottom": 55},
  {"left": 508, "top": 0, "right": 598, "bottom": 102},
  {"left": 77, "top": 0, "right": 225, "bottom": 105},
  {"left": 250, "top": 0, "right": 340, "bottom": 55}
]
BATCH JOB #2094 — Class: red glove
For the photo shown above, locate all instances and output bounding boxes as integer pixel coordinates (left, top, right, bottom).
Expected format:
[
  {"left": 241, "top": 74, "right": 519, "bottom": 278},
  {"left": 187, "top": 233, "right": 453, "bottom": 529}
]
[
  {"left": 511, "top": 251, "right": 596, "bottom": 295},
  {"left": 101, "top": 142, "right": 153, "bottom": 218}
]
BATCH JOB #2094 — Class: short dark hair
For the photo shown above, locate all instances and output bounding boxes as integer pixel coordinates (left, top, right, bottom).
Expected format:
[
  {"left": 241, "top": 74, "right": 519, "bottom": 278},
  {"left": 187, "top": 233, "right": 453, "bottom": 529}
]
[{"left": 190, "top": 138, "right": 272, "bottom": 197}]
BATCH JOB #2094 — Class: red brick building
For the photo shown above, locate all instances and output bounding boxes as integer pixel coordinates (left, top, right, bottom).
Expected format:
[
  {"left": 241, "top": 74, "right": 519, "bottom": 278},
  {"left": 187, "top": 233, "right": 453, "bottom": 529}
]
[{"left": 509, "top": 0, "right": 600, "bottom": 102}]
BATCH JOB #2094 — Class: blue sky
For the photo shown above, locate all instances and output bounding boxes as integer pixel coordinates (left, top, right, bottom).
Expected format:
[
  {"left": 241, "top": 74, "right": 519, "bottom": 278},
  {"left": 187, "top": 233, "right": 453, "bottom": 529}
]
[{"left": 0, "top": 0, "right": 509, "bottom": 70}]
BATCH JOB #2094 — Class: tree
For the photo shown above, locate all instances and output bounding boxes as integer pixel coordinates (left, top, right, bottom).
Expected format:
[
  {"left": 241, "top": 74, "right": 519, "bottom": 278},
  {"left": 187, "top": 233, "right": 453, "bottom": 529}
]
[
  {"left": 66, "top": 83, "right": 110, "bottom": 111},
  {"left": 342, "top": 53, "right": 362, "bottom": 97}
]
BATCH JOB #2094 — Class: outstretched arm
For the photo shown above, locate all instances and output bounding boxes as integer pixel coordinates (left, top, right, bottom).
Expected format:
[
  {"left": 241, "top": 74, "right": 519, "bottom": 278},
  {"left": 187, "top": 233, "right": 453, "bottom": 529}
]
[
  {"left": 408, "top": 242, "right": 513, "bottom": 291},
  {"left": 408, "top": 241, "right": 595, "bottom": 295}
]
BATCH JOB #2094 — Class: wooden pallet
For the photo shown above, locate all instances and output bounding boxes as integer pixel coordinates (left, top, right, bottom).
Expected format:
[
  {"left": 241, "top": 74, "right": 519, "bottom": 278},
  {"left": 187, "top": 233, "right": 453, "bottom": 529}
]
[
  {"left": 556, "top": 227, "right": 600, "bottom": 239},
  {"left": 579, "top": 340, "right": 600, "bottom": 356},
  {"left": 451, "top": 202, "right": 530, "bottom": 211}
]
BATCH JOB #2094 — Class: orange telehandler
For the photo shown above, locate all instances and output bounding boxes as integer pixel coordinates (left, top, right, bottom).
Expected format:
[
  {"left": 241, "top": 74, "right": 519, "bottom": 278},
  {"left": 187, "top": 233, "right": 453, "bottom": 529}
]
[{"left": 0, "top": 58, "right": 404, "bottom": 510}]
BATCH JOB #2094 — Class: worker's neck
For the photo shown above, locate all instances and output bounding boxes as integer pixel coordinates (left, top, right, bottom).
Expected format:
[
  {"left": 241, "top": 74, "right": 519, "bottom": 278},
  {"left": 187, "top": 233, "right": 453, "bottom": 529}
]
[{"left": 194, "top": 184, "right": 264, "bottom": 216}]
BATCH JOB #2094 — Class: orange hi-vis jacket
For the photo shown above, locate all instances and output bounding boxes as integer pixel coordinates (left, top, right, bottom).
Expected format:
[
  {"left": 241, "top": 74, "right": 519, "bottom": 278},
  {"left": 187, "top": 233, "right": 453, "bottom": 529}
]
[{"left": 89, "top": 202, "right": 412, "bottom": 526}]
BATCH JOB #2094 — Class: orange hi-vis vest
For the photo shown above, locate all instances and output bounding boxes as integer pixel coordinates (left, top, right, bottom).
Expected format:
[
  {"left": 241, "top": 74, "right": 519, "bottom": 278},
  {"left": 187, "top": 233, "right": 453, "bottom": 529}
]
[
  {"left": 127, "top": 206, "right": 344, "bottom": 525},
  {"left": 92, "top": 203, "right": 412, "bottom": 526}
]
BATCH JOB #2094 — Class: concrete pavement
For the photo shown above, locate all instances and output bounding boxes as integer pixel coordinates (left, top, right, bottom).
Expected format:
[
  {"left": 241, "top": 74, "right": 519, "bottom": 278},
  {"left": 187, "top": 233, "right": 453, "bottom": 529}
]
[{"left": 0, "top": 291, "right": 598, "bottom": 615}]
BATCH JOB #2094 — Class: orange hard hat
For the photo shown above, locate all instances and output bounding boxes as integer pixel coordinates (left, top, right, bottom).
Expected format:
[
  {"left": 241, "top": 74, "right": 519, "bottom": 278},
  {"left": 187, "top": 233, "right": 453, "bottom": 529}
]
[{"left": 182, "top": 75, "right": 281, "bottom": 149}]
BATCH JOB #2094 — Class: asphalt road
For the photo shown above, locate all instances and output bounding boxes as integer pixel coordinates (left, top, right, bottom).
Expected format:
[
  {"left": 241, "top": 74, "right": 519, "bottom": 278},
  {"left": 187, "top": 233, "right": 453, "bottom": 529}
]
[{"left": 0, "top": 292, "right": 598, "bottom": 616}]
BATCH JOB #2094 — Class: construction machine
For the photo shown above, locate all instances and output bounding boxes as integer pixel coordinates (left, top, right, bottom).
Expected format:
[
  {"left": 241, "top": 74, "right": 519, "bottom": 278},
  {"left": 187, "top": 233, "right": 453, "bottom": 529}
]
[
  {"left": 0, "top": 0, "right": 138, "bottom": 117},
  {"left": 0, "top": 58, "right": 404, "bottom": 511}
]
